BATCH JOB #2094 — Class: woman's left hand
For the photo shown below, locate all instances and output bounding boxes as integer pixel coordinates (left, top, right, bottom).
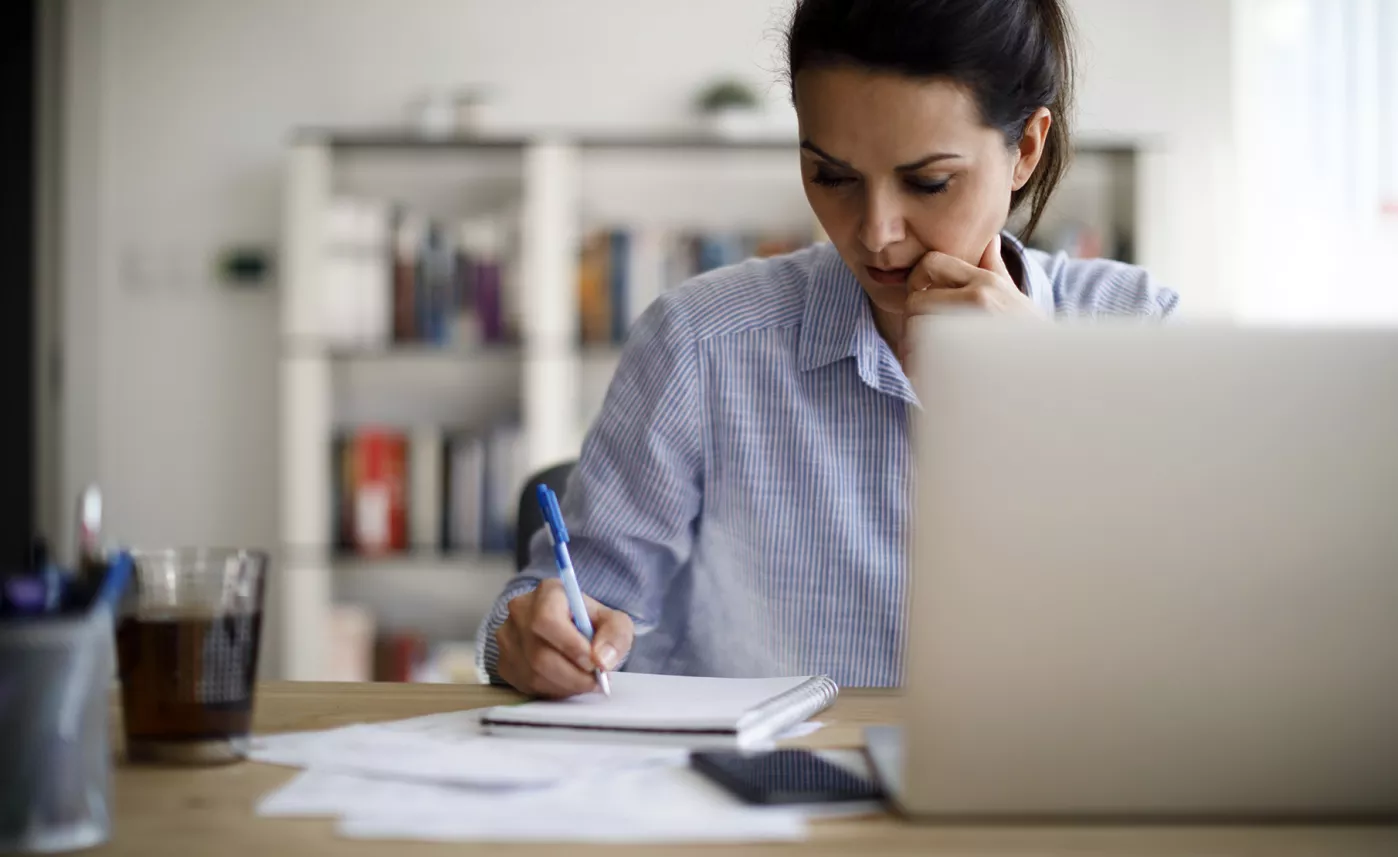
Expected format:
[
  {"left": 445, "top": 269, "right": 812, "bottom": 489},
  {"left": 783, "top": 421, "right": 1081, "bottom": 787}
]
[{"left": 905, "top": 234, "right": 1043, "bottom": 319}]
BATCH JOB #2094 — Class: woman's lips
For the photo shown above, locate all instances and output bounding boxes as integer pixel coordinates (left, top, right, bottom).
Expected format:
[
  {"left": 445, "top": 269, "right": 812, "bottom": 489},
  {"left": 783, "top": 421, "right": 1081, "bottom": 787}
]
[{"left": 866, "top": 265, "right": 913, "bottom": 286}]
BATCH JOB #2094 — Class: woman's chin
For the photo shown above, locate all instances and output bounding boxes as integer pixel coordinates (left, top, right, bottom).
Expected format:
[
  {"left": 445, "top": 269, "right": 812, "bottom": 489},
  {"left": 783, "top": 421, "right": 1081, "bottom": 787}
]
[{"left": 863, "top": 284, "right": 908, "bottom": 316}]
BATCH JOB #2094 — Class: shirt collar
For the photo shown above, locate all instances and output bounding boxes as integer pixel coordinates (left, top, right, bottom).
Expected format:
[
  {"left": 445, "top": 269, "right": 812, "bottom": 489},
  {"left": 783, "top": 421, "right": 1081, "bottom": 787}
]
[
  {"left": 1001, "top": 231, "right": 1056, "bottom": 315},
  {"left": 796, "top": 245, "right": 916, "bottom": 401},
  {"left": 796, "top": 244, "right": 870, "bottom": 373}
]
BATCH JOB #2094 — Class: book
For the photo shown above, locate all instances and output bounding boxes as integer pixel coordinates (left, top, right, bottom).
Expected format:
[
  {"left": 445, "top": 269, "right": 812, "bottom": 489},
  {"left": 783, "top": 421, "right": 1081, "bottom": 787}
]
[
  {"left": 445, "top": 433, "right": 485, "bottom": 552},
  {"left": 576, "top": 225, "right": 812, "bottom": 345},
  {"left": 325, "top": 603, "right": 376, "bottom": 682},
  {"left": 333, "top": 422, "right": 520, "bottom": 559},
  {"left": 417, "top": 223, "right": 454, "bottom": 345},
  {"left": 345, "top": 430, "right": 409, "bottom": 555},
  {"left": 408, "top": 426, "right": 443, "bottom": 551},
  {"left": 374, "top": 631, "right": 428, "bottom": 682},
  {"left": 392, "top": 210, "right": 424, "bottom": 344},
  {"left": 479, "top": 424, "right": 524, "bottom": 553},
  {"left": 324, "top": 197, "right": 391, "bottom": 349},
  {"left": 479, "top": 672, "right": 839, "bottom": 749},
  {"left": 577, "top": 231, "right": 611, "bottom": 345}
]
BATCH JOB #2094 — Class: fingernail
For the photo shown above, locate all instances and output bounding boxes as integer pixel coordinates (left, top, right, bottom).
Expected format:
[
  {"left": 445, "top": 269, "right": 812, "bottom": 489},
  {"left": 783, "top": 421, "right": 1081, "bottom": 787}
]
[
  {"left": 575, "top": 654, "right": 594, "bottom": 671},
  {"left": 597, "top": 644, "right": 620, "bottom": 671}
]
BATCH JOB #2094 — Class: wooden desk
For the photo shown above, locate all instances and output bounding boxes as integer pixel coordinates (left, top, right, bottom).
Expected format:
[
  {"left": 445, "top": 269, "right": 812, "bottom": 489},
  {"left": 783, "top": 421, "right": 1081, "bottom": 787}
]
[{"left": 98, "top": 681, "right": 1398, "bottom": 857}]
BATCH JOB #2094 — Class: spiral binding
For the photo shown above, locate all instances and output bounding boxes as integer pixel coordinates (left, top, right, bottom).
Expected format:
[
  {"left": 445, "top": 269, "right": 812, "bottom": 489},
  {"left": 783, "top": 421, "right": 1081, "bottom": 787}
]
[{"left": 735, "top": 675, "right": 840, "bottom": 744}]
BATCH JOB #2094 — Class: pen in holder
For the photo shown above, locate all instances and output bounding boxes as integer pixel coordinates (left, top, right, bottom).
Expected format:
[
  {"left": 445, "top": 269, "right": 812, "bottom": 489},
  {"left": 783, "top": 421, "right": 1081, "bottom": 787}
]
[{"left": 0, "top": 551, "right": 133, "bottom": 854}]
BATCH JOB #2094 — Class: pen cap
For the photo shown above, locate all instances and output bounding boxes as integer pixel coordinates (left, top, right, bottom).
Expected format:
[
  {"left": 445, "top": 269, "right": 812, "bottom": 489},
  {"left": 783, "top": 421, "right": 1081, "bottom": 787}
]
[{"left": 535, "top": 485, "right": 569, "bottom": 543}]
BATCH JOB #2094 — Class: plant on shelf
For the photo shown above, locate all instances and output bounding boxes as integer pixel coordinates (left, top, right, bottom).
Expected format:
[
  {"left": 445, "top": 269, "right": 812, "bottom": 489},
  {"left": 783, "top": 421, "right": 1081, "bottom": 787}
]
[
  {"left": 694, "top": 77, "right": 770, "bottom": 139},
  {"left": 695, "top": 78, "right": 761, "bottom": 114}
]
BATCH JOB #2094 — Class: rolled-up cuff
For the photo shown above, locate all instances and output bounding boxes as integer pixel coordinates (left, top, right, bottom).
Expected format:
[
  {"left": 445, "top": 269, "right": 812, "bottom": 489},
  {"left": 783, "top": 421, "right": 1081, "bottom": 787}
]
[{"left": 474, "top": 576, "right": 543, "bottom": 685}]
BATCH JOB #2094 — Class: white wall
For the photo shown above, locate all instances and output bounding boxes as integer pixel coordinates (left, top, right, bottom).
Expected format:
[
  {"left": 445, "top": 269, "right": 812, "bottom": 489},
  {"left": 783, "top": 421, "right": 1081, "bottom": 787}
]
[
  {"left": 61, "top": 0, "right": 796, "bottom": 545},
  {"left": 60, "top": 0, "right": 1238, "bottom": 673},
  {"left": 1070, "top": 0, "right": 1239, "bottom": 316}
]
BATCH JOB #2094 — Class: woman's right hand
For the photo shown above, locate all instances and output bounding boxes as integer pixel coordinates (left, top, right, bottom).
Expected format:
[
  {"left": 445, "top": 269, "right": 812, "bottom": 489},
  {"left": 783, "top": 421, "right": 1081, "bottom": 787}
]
[{"left": 494, "top": 578, "right": 634, "bottom": 698}]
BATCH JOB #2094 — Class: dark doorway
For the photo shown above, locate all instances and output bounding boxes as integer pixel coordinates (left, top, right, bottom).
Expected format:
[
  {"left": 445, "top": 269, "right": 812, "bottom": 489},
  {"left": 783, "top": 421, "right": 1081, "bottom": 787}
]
[{"left": 0, "top": 0, "right": 37, "bottom": 568}]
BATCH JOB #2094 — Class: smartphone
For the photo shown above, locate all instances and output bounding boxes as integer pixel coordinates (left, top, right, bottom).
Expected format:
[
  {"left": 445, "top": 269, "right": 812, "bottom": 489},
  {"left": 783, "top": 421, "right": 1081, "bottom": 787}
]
[{"left": 689, "top": 749, "right": 885, "bottom": 805}]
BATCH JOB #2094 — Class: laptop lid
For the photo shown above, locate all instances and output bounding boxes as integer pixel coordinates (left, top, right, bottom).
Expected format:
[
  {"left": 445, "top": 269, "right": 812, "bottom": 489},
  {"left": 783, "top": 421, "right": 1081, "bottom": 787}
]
[{"left": 901, "top": 318, "right": 1398, "bottom": 820}]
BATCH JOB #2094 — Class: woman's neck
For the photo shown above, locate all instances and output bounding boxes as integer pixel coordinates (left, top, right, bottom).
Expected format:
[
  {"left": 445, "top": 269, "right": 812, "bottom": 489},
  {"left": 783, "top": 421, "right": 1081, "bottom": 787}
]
[{"left": 873, "top": 305, "right": 909, "bottom": 367}]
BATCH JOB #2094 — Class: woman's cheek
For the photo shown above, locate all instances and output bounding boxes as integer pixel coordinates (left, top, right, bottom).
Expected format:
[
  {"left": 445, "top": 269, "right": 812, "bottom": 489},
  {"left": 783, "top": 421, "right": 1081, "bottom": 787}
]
[{"left": 909, "top": 187, "right": 995, "bottom": 264}]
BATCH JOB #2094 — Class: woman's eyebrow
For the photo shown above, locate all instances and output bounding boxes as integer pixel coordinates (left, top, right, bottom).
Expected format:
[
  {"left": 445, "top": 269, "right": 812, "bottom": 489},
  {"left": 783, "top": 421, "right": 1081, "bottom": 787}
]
[
  {"left": 799, "top": 140, "right": 960, "bottom": 172},
  {"left": 800, "top": 140, "right": 855, "bottom": 170}
]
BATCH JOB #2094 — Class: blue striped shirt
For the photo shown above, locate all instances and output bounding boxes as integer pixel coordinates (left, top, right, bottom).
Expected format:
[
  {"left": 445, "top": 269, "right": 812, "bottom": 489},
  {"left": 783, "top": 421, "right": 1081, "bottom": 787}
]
[{"left": 477, "top": 234, "right": 1179, "bottom": 687}]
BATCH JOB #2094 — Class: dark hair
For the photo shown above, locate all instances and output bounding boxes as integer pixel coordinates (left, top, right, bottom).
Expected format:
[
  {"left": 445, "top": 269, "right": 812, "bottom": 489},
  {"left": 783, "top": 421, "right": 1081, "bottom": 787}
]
[{"left": 785, "top": 0, "right": 1076, "bottom": 240}]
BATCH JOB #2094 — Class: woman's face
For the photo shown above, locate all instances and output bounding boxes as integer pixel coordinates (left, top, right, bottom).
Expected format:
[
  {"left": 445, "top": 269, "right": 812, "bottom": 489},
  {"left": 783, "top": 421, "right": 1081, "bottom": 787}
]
[{"left": 794, "top": 65, "right": 1047, "bottom": 317}]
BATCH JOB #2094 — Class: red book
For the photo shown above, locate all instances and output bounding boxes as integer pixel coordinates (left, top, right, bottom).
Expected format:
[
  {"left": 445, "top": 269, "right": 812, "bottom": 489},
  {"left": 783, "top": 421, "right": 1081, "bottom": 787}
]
[
  {"left": 374, "top": 632, "right": 427, "bottom": 682},
  {"left": 350, "top": 430, "right": 408, "bottom": 554}
]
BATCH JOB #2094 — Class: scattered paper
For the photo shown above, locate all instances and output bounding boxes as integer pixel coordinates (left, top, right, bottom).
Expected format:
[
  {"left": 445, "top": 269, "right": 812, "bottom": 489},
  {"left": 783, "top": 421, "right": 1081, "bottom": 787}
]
[
  {"left": 776, "top": 721, "right": 825, "bottom": 740},
  {"left": 251, "top": 708, "right": 858, "bottom": 843},
  {"left": 334, "top": 765, "right": 808, "bottom": 844},
  {"left": 261, "top": 766, "right": 807, "bottom": 843},
  {"left": 249, "top": 710, "right": 684, "bottom": 788}
]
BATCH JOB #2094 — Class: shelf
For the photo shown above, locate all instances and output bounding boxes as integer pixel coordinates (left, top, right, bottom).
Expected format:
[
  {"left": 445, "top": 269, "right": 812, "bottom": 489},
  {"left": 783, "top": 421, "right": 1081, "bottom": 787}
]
[
  {"left": 331, "top": 552, "right": 516, "bottom": 643},
  {"left": 332, "top": 551, "right": 514, "bottom": 575},
  {"left": 324, "top": 343, "right": 523, "bottom": 362},
  {"left": 296, "top": 128, "right": 798, "bottom": 152},
  {"left": 330, "top": 347, "right": 523, "bottom": 428},
  {"left": 282, "top": 337, "right": 522, "bottom": 359},
  {"left": 298, "top": 126, "right": 1144, "bottom": 157}
]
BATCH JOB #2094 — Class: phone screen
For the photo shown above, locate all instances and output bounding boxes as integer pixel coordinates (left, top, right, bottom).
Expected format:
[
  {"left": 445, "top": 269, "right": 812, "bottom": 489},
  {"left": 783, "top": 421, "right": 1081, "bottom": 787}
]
[{"left": 689, "top": 749, "right": 885, "bottom": 805}]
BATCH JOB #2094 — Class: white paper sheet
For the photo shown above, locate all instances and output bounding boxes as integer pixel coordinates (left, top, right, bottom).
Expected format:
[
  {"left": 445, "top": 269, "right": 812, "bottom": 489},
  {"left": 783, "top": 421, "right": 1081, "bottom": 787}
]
[
  {"left": 329, "top": 765, "right": 808, "bottom": 843},
  {"left": 258, "top": 750, "right": 881, "bottom": 835},
  {"left": 250, "top": 706, "right": 847, "bottom": 843},
  {"left": 249, "top": 710, "right": 685, "bottom": 788}
]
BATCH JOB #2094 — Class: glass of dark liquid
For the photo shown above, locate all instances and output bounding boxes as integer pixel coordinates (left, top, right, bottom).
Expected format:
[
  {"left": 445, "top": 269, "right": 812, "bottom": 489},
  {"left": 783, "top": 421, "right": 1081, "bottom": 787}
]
[{"left": 115, "top": 548, "right": 268, "bottom": 765}]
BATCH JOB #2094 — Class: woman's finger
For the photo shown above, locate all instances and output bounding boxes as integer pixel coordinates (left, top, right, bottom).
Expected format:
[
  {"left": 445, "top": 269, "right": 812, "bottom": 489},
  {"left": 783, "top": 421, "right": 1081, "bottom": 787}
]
[
  {"left": 529, "top": 581, "right": 595, "bottom": 671},
  {"left": 978, "top": 233, "right": 1013, "bottom": 281},
  {"left": 906, "top": 250, "right": 985, "bottom": 292},
  {"left": 522, "top": 636, "right": 599, "bottom": 697},
  {"left": 588, "top": 604, "right": 635, "bottom": 671},
  {"left": 907, "top": 285, "right": 988, "bottom": 315}
]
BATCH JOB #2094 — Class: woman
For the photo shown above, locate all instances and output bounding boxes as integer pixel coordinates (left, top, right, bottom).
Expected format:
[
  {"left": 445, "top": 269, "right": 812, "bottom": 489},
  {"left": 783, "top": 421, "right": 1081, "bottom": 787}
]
[{"left": 478, "top": 0, "right": 1179, "bottom": 697}]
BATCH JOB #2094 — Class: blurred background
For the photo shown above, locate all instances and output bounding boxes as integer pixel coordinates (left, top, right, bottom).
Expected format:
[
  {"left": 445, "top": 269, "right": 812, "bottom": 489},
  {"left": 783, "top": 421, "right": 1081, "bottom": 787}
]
[{"left": 4, "top": 0, "right": 1395, "bottom": 682}]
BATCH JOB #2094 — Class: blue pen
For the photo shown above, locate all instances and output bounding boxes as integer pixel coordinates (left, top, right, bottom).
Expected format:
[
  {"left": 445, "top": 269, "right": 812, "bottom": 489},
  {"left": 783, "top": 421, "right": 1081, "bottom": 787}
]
[{"left": 536, "top": 484, "right": 611, "bottom": 696}]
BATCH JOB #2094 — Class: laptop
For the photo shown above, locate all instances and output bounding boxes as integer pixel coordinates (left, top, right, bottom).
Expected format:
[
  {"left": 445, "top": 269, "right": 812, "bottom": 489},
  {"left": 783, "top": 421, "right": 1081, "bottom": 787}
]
[{"left": 870, "top": 317, "right": 1398, "bottom": 821}]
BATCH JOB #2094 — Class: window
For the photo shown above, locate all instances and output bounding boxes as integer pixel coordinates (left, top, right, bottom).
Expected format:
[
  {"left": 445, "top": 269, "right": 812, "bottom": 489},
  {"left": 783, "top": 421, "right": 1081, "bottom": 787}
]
[{"left": 1235, "top": 0, "right": 1398, "bottom": 321}]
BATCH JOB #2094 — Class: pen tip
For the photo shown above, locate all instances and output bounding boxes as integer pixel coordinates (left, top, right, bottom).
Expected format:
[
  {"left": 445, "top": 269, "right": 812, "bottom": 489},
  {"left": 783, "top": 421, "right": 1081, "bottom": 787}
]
[{"left": 597, "top": 671, "right": 611, "bottom": 697}]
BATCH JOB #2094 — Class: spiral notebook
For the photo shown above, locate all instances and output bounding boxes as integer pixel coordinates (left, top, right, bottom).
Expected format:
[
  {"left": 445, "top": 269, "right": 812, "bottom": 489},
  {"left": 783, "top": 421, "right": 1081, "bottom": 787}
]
[{"left": 480, "top": 673, "right": 840, "bottom": 749}]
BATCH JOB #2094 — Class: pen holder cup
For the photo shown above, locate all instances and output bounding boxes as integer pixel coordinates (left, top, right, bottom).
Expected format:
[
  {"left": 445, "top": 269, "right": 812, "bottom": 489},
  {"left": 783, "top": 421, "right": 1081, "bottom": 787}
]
[{"left": 0, "top": 609, "right": 114, "bottom": 853}]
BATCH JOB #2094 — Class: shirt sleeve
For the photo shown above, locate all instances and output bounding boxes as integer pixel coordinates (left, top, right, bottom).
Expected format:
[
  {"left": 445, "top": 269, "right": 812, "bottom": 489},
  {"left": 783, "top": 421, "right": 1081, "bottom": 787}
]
[
  {"left": 474, "top": 292, "right": 705, "bottom": 684},
  {"left": 1046, "top": 253, "right": 1181, "bottom": 319}
]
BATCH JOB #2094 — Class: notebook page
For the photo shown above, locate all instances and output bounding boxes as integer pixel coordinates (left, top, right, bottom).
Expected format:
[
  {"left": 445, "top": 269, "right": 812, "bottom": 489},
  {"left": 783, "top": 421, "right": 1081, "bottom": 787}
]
[{"left": 486, "top": 673, "right": 815, "bottom": 731}]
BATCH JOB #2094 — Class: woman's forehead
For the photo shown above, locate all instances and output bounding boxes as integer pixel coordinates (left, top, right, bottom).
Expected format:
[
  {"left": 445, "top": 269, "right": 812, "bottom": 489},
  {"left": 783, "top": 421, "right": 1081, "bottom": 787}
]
[{"left": 795, "top": 66, "right": 994, "bottom": 163}]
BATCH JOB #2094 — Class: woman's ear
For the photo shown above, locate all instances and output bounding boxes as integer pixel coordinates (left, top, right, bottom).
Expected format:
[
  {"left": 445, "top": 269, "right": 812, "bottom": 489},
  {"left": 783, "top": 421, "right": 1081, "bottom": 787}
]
[{"left": 1012, "top": 107, "right": 1053, "bottom": 191}]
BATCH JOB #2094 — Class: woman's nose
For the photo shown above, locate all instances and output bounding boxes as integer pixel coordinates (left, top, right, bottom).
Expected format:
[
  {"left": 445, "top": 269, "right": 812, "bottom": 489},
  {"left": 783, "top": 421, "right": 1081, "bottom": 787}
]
[{"left": 858, "top": 189, "right": 907, "bottom": 254}]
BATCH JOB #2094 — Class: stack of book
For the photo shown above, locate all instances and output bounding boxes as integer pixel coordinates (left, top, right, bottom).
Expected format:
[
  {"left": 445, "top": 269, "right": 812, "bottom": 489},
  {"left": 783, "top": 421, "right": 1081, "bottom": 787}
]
[
  {"left": 332, "top": 423, "right": 526, "bottom": 558},
  {"left": 322, "top": 197, "right": 518, "bottom": 351},
  {"left": 577, "top": 227, "right": 810, "bottom": 346}
]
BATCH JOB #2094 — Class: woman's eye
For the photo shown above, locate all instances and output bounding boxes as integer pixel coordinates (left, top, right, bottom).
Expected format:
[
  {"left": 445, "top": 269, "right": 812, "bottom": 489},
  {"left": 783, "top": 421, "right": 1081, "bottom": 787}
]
[
  {"left": 906, "top": 178, "right": 950, "bottom": 196},
  {"left": 811, "top": 171, "right": 854, "bottom": 188}
]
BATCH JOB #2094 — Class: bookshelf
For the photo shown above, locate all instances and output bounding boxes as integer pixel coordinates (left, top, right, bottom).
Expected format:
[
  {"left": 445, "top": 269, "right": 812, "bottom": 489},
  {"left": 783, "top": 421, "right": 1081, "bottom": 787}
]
[
  {"left": 278, "top": 131, "right": 816, "bottom": 681},
  {"left": 279, "top": 129, "right": 1145, "bottom": 682}
]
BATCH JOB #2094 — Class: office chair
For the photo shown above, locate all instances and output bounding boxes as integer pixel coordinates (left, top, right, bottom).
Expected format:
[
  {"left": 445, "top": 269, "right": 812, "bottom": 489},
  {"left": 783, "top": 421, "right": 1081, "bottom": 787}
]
[{"left": 514, "top": 460, "right": 576, "bottom": 572}]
